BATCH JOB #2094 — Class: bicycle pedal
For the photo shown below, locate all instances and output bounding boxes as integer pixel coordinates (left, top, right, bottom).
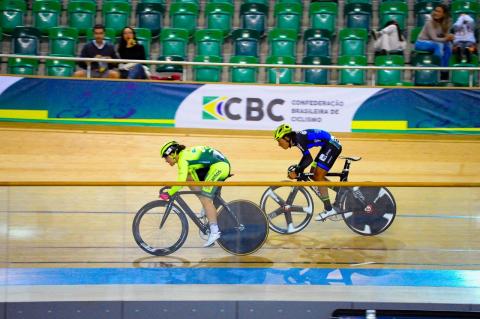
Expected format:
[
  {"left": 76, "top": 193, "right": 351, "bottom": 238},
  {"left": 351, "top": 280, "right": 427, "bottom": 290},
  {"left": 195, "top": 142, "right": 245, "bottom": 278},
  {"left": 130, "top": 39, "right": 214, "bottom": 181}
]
[{"left": 328, "top": 214, "right": 343, "bottom": 221}]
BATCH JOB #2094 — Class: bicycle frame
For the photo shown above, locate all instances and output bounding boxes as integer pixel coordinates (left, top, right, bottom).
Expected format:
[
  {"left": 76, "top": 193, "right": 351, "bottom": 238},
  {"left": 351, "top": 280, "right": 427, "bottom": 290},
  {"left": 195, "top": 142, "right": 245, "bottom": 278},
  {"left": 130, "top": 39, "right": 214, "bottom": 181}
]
[
  {"left": 304, "top": 157, "right": 354, "bottom": 204},
  {"left": 159, "top": 188, "right": 236, "bottom": 235}
]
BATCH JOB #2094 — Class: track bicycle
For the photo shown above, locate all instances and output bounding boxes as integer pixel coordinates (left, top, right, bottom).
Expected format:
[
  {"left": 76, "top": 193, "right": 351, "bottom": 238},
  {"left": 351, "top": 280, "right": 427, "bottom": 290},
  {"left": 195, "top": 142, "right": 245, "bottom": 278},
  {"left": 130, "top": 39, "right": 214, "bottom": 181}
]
[
  {"left": 259, "top": 156, "right": 397, "bottom": 235},
  {"left": 132, "top": 186, "right": 269, "bottom": 256}
]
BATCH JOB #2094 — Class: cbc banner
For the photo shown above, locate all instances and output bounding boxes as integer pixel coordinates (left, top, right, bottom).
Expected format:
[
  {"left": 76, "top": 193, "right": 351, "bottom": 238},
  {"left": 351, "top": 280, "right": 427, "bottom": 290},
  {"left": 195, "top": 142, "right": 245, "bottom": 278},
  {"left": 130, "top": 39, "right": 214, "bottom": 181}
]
[
  {"left": 0, "top": 76, "right": 478, "bottom": 134},
  {"left": 175, "top": 84, "right": 381, "bottom": 132}
]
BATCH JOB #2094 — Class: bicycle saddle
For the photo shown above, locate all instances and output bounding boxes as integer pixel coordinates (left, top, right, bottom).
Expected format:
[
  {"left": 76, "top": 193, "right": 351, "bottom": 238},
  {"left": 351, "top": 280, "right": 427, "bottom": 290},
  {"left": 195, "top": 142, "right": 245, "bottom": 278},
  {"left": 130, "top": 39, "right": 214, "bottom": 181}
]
[{"left": 339, "top": 156, "right": 362, "bottom": 161}]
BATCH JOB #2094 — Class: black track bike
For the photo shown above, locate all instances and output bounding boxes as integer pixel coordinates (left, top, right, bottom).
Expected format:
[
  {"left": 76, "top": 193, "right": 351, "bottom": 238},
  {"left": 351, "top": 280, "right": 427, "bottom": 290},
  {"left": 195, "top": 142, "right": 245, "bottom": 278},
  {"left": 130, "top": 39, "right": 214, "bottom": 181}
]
[
  {"left": 133, "top": 187, "right": 269, "bottom": 256},
  {"left": 259, "top": 156, "right": 397, "bottom": 235}
]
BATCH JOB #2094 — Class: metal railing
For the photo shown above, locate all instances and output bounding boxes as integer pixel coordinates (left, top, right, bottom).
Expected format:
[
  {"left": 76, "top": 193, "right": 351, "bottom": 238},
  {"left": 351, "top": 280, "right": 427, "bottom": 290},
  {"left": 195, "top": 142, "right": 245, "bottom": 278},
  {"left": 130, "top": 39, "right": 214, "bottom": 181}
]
[{"left": 1, "top": 53, "right": 480, "bottom": 87}]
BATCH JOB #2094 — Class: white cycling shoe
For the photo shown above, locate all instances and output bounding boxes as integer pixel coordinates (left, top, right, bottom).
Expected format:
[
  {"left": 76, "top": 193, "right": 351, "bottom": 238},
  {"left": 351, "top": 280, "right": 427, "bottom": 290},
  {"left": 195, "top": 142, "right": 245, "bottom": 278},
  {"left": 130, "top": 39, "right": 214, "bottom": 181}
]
[
  {"left": 203, "top": 231, "right": 221, "bottom": 247},
  {"left": 314, "top": 207, "right": 338, "bottom": 221},
  {"left": 287, "top": 223, "right": 295, "bottom": 233}
]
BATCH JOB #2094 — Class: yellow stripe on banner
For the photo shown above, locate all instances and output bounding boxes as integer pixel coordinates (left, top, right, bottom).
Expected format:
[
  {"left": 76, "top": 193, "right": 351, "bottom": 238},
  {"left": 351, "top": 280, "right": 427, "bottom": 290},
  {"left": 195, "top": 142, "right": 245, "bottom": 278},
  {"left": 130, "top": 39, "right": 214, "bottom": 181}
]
[
  {"left": 0, "top": 109, "right": 49, "bottom": 120},
  {"left": 0, "top": 109, "right": 175, "bottom": 124},
  {"left": 352, "top": 121, "right": 408, "bottom": 130},
  {"left": 352, "top": 120, "right": 480, "bottom": 132},
  {"left": 413, "top": 127, "right": 480, "bottom": 132}
]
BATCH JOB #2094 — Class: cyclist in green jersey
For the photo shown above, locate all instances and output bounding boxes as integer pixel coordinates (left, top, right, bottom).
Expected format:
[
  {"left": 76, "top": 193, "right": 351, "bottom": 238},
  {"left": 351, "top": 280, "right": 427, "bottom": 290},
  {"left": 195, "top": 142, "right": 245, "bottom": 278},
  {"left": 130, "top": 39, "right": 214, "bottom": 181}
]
[{"left": 159, "top": 141, "right": 231, "bottom": 247}]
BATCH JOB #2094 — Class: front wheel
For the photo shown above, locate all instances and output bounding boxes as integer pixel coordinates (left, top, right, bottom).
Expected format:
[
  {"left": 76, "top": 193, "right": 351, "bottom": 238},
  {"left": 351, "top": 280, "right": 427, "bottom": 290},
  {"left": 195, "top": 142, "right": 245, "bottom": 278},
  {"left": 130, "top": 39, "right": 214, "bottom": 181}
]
[
  {"left": 132, "top": 200, "right": 189, "bottom": 256},
  {"left": 339, "top": 187, "right": 396, "bottom": 236},
  {"left": 259, "top": 186, "right": 314, "bottom": 234},
  {"left": 217, "top": 200, "right": 269, "bottom": 255}
]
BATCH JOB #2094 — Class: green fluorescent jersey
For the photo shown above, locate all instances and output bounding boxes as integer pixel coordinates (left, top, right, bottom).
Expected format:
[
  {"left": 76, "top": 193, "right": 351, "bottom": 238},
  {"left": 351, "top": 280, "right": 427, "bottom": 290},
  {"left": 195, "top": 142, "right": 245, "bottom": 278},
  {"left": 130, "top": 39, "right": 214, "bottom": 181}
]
[{"left": 168, "top": 146, "right": 230, "bottom": 196}]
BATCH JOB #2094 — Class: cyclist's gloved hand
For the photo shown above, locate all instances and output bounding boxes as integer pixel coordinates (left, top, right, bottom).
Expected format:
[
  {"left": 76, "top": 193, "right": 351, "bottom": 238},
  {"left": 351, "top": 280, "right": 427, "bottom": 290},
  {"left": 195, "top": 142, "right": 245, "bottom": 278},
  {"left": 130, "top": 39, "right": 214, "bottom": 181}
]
[
  {"left": 159, "top": 192, "right": 170, "bottom": 201},
  {"left": 287, "top": 165, "right": 298, "bottom": 180}
]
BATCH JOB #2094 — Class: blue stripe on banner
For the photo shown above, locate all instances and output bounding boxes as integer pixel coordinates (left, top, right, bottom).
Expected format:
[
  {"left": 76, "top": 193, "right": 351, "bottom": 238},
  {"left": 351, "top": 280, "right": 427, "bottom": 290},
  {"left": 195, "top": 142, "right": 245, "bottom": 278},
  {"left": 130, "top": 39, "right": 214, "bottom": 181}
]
[{"left": 2, "top": 268, "right": 480, "bottom": 287}]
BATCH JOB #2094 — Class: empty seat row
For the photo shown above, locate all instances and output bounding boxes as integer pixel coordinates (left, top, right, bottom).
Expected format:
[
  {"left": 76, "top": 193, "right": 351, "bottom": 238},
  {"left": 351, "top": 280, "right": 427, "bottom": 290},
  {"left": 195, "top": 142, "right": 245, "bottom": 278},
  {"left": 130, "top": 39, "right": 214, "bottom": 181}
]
[
  {"left": 2, "top": 0, "right": 477, "bottom": 41},
  {"left": 8, "top": 52, "right": 478, "bottom": 87}
]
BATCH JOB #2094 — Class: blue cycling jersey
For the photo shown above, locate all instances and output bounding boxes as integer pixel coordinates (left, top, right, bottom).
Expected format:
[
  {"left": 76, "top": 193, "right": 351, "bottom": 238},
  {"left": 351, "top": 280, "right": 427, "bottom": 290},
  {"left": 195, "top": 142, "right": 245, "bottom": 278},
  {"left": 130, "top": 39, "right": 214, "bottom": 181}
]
[
  {"left": 292, "top": 129, "right": 341, "bottom": 172},
  {"left": 294, "top": 129, "right": 333, "bottom": 155}
]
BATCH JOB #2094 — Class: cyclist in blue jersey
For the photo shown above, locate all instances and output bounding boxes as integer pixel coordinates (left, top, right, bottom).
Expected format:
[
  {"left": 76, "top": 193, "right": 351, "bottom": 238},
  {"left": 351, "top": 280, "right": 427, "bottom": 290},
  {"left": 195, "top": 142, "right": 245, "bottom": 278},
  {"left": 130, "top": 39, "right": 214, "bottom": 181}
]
[{"left": 274, "top": 124, "right": 342, "bottom": 222}]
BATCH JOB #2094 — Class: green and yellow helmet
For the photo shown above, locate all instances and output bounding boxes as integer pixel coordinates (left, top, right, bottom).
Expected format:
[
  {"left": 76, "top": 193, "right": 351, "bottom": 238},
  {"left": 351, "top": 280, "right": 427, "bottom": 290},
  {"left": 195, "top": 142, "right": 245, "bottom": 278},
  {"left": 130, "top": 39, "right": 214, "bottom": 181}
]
[
  {"left": 274, "top": 124, "right": 293, "bottom": 141},
  {"left": 160, "top": 140, "right": 180, "bottom": 158}
]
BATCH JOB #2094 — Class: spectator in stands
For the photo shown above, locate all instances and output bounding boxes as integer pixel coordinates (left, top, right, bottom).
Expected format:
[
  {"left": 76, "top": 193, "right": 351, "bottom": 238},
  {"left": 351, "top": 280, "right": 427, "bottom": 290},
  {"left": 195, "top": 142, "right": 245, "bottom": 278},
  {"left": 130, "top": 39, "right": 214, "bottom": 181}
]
[
  {"left": 73, "top": 24, "right": 120, "bottom": 78},
  {"left": 117, "top": 27, "right": 150, "bottom": 79},
  {"left": 414, "top": 4, "right": 454, "bottom": 67},
  {"left": 452, "top": 14, "right": 477, "bottom": 63},
  {"left": 371, "top": 20, "right": 406, "bottom": 55}
]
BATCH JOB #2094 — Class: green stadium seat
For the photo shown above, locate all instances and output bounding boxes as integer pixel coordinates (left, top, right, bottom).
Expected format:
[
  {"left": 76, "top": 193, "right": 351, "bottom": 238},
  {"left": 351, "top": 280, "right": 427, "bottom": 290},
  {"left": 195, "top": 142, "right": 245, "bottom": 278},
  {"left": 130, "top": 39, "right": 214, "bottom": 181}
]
[
  {"left": 304, "top": 28, "right": 332, "bottom": 57},
  {"left": 8, "top": 57, "right": 39, "bottom": 75},
  {"left": 170, "top": 2, "right": 199, "bottom": 36},
  {"left": 156, "top": 55, "right": 184, "bottom": 76},
  {"left": 268, "top": 28, "right": 298, "bottom": 57},
  {"left": 194, "top": 29, "right": 224, "bottom": 57},
  {"left": 12, "top": 26, "right": 41, "bottom": 56},
  {"left": 344, "top": 3, "right": 372, "bottom": 30},
  {"left": 103, "top": 2, "right": 132, "bottom": 36},
  {"left": 345, "top": 0, "right": 372, "bottom": 4},
  {"left": 193, "top": 55, "right": 223, "bottom": 82},
  {"left": 450, "top": 55, "right": 478, "bottom": 87},
  {"left": 136, "top": 3, "right": 165, "bottom": 37},
  {"left": 160, "top": 28, "right": 189, "bottom": 58},
  {"left": 274, "top": 2, "right": 303, "bottom": 34},
  {"left": 229, "top": 55, "right": 259, "bottom": 83},
  {"left": 266, "top": 55, "right": 296, "bottom": 84},
  {"left": 240, "top": 3, "right": 268, "bottom": 36},
  {"left": 205, "top": 3, "right": 234, "bottom": 36},
  {"left": 339, "top": 28, "right": 368, "bottom": 56},
  {"left": 409, "top": 26, "right": 423, "bottom": 45},
  {"left": 309, "top": 2, "right": 338, "bottom": 35},
  {"left": 379, "top": 2, "right": 408, "bottom": 31},
  {"left": 135, "top": 27, "right": 152, "bottom": 59},
  {"left": 86, "top": 27, "right": 116, "bottom": 44},
  {"left": 67, "top": 1, "right": 96, "bottom": 36},
  {"left": 375, "top": 54, "right": 404, "bottom": 86},
  {"left": 411, "top": 53, "right": 440, "bottom": 86},
  {"left": 414, "top": 1, "right": 440, "bottom": 27},
  {"left": 208, "top": 0, "right": 233, "bottom": 3},
  {"left": 139, "top": 0, "right": 165, "bottom": 3},
  {"left": 46, "top": 56, "right": 76, "bottom": 77},
  {"left": 338, "top": 55, "right": 367, "bottom": 85},
  {"left": 33, "top": 0, "right": 62, "bottom": 35},
  {"left": 232, "top": 28, "right": 260, "bottom": 57},
  {"left": 172, "top": 0, "right": 200, "bottom": 5},
  {"left": 451, "top": 0, "right": 479, "bottom": 22},
  {"left": 276, "top": 0, "right": 303, "bottom": 4},
  {"left": 0, "top": 0, "right": 26, "bottom": 34},
  {"left": 49, "top": 27, "right": 79, "bottom": 57},
  {"left": 244, "top": 0, "right": 269, "bottom": 6},
  {"left": 303, "top": 56, "right": 331, "bottom": 85}
]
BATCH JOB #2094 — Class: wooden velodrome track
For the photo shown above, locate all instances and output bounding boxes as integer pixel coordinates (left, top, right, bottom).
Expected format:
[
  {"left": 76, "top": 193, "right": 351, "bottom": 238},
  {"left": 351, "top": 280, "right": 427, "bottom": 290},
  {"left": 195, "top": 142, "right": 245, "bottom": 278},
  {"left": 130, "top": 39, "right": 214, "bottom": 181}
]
[{"left": 0, "top": 123, "right": 479, "bottom": 304}]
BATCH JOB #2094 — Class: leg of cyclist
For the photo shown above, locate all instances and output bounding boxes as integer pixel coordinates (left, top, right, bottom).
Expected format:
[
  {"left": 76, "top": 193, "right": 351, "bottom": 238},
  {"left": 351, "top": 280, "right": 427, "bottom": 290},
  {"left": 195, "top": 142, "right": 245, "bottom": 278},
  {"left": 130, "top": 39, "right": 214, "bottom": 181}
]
[
  {"left": 311, "top": 142, "right": 342, "bottom": 221},
  {"left": 199, "top": 195, "right": 220, "bottom": 246},
  {"left": 312, "top": 165, "right": 338, "bottom": 221},
  {"left": 200, "top": 162, "right": 230, "bottom": 247},
  {"left": 186, "top": 174, "right": 206, "bottom": 218}
]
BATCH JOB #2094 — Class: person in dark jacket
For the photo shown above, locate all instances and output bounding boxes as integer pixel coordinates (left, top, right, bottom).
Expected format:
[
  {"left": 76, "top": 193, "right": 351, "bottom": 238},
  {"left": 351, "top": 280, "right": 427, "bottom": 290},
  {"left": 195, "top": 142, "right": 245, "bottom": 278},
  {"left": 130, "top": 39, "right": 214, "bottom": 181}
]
[
  {"left": 117, "top": 26, "right": 150, "bottom": 79},
  {"left": 73, "top": 24, "right": 120, "bottom": 78}
]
